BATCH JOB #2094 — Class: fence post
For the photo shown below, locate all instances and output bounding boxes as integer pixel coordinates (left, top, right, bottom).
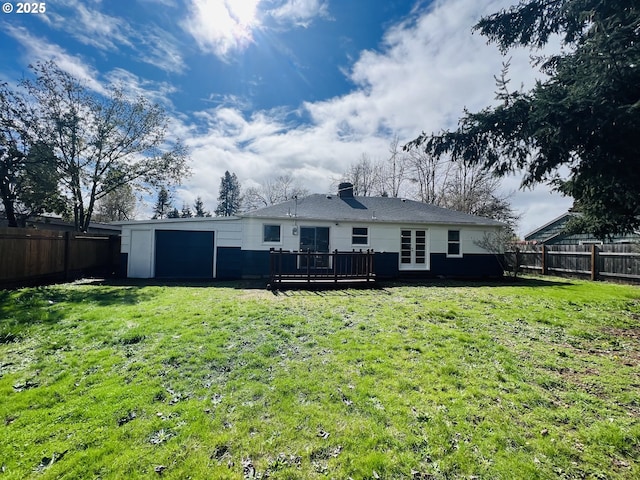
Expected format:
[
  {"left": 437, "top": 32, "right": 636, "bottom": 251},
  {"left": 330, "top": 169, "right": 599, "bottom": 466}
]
[
  {"left": 269, "top": 248, "right": 274, "bottom": 285},
  {"left": 63, "top": 231, "right": 71, "bottom": 281},
  {"left": 591, "top": 244, "right": 599, "bottom": 281},
  {"left": 541, "top": 244, "right": 548, "bottom": 276},
  {"left": 108, "top": 235, "right": 117, "bottom": 276},
  {"left": 370, "top": 250, "right": 375, "bottom": 282},
  {"left": 334, "top": 249, "right": 338, "bottom": 283}
]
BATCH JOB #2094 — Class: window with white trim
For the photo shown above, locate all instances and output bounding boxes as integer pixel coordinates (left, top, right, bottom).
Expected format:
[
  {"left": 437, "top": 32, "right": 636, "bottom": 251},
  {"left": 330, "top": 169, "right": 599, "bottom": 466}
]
[
  {"left": 263, "top": 224, "right": 281, "bottom": 243},
  {"left": 447, "top": 230, "right": 461, "bottom": 256},
  {"left": 352, "top": 227, "right": 369, "bottom": 246}
]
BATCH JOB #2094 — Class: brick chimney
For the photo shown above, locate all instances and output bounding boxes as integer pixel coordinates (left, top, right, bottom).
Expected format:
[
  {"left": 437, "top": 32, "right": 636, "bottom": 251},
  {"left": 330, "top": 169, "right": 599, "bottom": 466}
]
[{"left": 338, "top": 182, "right": 354, "bottom": 198}]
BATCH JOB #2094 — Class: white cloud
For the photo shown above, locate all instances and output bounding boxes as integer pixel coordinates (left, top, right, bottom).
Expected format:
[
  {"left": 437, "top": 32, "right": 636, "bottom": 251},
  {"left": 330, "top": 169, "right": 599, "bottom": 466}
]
[
  {"left": 38, "top": 0, "right": 133, "bottom": 52},
  {"left": 104, "top": 68, "right": 177, "bottom": 107},
  {"left": 36, "top": 0, "right": 186, "bottom": 74},
  {"left": 267, "top": 0, "right": 330, "bottom": 27},
  {"left": 176, "top": 0, "right": 572, "bottom": 234},
  {"left": 182, "top": 0, "right": 261, "bottom": 58},
  {"left": 137, "top": 0, "right": 178, "bottom": 6},
  {"left": 137, "top": 27, "right": 186, "bottom": 73},
  {"left": 7, "top": 0, "right": 572, "bottom": 232},
  {"left": 5, "top": 25, "right": 108, "bottom": 95},
  {"left": 5, "top": 24, "right": 181, "bottom": 105},
  {"left": 182, "top": 0, "right": 330, "bottom": 58}
]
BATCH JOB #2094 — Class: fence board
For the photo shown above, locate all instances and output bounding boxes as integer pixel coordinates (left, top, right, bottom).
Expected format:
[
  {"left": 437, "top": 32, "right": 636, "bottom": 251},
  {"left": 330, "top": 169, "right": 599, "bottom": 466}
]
[
  {"left": 513, "top": 243, "right": 640, "bottom": 282},
  {"left": 0, "top": 227, "right": 120, "bottom": 287}
]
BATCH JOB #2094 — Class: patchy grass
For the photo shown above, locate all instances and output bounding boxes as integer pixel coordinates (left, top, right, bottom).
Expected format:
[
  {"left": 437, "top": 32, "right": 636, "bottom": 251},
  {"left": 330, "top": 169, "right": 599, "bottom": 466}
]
[{"left": 0, "top": 277, "right": 638, "bottom": 479}]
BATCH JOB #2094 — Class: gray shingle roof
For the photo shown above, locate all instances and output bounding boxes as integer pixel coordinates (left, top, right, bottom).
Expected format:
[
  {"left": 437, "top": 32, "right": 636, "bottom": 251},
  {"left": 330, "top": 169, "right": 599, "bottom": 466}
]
[{"left": 242, "top": 194, "right": 504, "bottom": 227}]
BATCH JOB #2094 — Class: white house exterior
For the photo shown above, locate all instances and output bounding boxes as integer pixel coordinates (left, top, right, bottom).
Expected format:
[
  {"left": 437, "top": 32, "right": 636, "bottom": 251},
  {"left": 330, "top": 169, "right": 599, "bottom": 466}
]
[{"left": 118, "top": 184, "right": 505, "bottom": 280}]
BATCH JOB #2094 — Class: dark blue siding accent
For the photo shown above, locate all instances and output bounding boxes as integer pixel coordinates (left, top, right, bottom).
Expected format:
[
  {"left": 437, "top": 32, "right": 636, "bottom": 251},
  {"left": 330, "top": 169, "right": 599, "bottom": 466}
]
[
  {"left": 242, "top": 250, "right": 271, "bottom": 277},
  {"left": 119, "top": 253, "right": 128, "bottom": 278},
  {"left": 216, "top": 247, "right": 243, "bottom": 279},
  {"left": 155, "top": 230, "right": 214, "bottom": 278},
  {"left": 213, "top": 249, "right": 502, "bottom": 280},
  {"left": 374, "top": 252, "right": 399, "bottom": 278},
  {"left": 429, "top": 254, "right": 503, "bottom": 278},
  {"left": 373, "top": 252, "right": 501, "bottom": 279}
]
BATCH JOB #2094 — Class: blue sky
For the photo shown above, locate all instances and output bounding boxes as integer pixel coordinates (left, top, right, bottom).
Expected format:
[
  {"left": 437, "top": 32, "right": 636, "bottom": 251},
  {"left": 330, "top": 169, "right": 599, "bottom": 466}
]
[{"left": 1, "top": 0, "right": 572, "bottom": 235}]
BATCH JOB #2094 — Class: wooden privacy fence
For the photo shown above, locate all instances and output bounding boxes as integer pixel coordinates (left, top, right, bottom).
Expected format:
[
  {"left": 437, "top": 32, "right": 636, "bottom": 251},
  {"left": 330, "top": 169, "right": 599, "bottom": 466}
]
[
  {"left": 0, "top": 227, "right": 120, "bottom": 288},
  {"left": 269, "top": 248, "right": 376, "bottom": 289},
  {"left": 513, "top": 244, "right": 640, "bottom": 282}
]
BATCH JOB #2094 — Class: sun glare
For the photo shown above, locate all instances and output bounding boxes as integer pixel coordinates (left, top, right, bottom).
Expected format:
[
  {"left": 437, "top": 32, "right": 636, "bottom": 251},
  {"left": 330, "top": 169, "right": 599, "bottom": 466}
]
[
  {"left": 228, "top": 0, "right": 260, "bottom": 27},
  {"left": 189, "top": 0, "right": 263, "bottom": 56}
]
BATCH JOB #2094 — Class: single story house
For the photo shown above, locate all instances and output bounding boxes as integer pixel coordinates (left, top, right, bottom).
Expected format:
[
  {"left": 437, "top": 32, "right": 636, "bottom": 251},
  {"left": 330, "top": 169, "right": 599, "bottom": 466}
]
[
  {"left": 524, "top": 211, "right": 640, "bottom": 245},
  {"left": 117, "top": 183, "right": 505, "bottom": 281}
]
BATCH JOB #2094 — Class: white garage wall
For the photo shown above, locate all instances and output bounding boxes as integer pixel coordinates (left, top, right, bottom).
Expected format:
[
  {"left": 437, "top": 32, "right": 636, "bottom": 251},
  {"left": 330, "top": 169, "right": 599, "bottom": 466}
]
[
  {"left": 119, "top": 217, "right": 242, "bottom": 278},
  {"left": 128, "top": 230, "right": 153, "bottom": 278}
]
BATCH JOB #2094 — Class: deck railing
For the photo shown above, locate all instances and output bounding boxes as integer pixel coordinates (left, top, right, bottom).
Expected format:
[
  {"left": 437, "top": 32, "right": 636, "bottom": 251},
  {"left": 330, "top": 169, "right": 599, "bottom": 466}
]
[{"left": 268, "top": 248, "right": 375, "bottom": 289}]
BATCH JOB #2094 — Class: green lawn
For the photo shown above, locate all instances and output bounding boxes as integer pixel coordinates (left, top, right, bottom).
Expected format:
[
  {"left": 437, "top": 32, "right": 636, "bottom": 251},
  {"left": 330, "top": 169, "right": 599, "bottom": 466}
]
[{"left": 0, "top": 277, "right": 638, "bottom": 479}]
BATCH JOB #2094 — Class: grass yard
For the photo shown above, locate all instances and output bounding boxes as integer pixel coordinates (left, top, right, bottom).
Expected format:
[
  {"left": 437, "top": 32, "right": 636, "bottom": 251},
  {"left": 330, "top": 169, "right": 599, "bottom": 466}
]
[{"left": 0, "top": 277, "right": 639, "bottom": 479}]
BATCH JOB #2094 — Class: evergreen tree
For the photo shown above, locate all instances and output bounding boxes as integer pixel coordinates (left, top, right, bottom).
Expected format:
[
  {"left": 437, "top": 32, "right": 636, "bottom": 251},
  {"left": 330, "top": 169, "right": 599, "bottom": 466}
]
[
  {"left": 193, "top": 196, "right": 210, "bottom": 217},
  {"left": 215, "top": 171, "right": 241, "bottom": 217},
  {"left": 152, "top": 187, "right": 172, "bottom": 219},
  {"left": 181, "top": 203, "right": 193, "bottom": 218},
  {"left": 407, "top": 1, "right": 640, "bottom": 237},
  {"left": 167, "top": 208, "right": 180, "bottom": 218}
]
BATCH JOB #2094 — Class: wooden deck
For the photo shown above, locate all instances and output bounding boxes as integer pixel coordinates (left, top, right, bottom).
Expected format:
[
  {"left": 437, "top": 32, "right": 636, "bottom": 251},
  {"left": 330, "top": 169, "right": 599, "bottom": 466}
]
[{"left": 268, "top": 249, "right": 376, "bottom": 290}]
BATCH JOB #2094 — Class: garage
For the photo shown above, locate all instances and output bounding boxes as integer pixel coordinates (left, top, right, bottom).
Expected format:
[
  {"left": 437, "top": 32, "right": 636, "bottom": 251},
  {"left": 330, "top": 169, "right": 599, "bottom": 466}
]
[{"left": 154, "top": 230, "right": 215, "bottom": 278}]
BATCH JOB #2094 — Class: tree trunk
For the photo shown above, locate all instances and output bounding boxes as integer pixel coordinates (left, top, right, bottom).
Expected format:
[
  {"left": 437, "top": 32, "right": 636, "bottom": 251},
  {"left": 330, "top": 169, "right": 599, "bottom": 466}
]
[{"left": 1, "top": 193, "right": 18, "bottom": 227}]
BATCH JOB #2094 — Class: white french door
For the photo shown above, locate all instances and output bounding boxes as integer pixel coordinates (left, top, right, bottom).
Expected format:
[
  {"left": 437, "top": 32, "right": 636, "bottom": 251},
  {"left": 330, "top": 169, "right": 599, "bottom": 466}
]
[{"left": 399, "top": 229, "right": 429, "bottom": 270}]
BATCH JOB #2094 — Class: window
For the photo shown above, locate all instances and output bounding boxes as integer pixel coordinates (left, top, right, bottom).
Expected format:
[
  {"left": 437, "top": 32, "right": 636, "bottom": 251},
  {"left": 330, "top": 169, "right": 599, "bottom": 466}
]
[
  {"left": 447, "top": 230, "right": 461, "bottom": 256},
  {"left": 263, "top": 224, "right": 281, "bottom": 243},
  {"left": 352, "top": 227, "right": 368, "bottom": 245}
]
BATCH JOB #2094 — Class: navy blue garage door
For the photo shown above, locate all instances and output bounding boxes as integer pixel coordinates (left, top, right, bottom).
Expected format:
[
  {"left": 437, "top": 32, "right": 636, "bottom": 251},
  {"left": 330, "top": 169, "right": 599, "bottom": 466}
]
[{"left": 155, "top": 230, "right": 214, "bottom": 278}]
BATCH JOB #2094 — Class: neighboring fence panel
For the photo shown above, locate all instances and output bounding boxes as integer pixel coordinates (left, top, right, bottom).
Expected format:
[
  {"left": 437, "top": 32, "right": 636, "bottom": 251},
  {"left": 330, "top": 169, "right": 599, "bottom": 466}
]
[
  {"left": 0, "top": 228, "right": 120, "bottom": 288},
  {"left": 547, "top": 245, "right": 592, "bottom": 276},
  {"left": 599, "top": 244, "right": 640, "bottom": 280},
  {"left": 518, "top": 247, "right": 542, "bottom": 273},
  {"left": 513, "top": 244, "right": 640, "bottom": 282}
]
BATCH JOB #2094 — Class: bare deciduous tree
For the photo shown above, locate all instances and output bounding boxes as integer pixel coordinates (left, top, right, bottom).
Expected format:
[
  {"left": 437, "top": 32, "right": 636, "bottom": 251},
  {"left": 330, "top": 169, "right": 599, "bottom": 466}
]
[
  {"left": 243, "top": 174, "right": 309, "bottom": 211},
  {"left": 339, "top": 136, "right": 520, "bottom": 230},
  {"left": 380, "top": 135, "right": 408, "bottom": 198},
  {"left": 342, "top": 153, "right": 381, "bottom": 197},
  {"left": 474, "top": 229, "right": 523, "bottom": 278},
  {"left": 22, "top": 61, "right": 190, "bottom": 231},
  {"left": 93, "top": 183, "right": 137, "bottom": 222},
  {"left": 406, "top": 148, "right": 449, "bottom": 205},
  {"left": 441, "top": 161, "right": 520, "bottom": 229}
]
